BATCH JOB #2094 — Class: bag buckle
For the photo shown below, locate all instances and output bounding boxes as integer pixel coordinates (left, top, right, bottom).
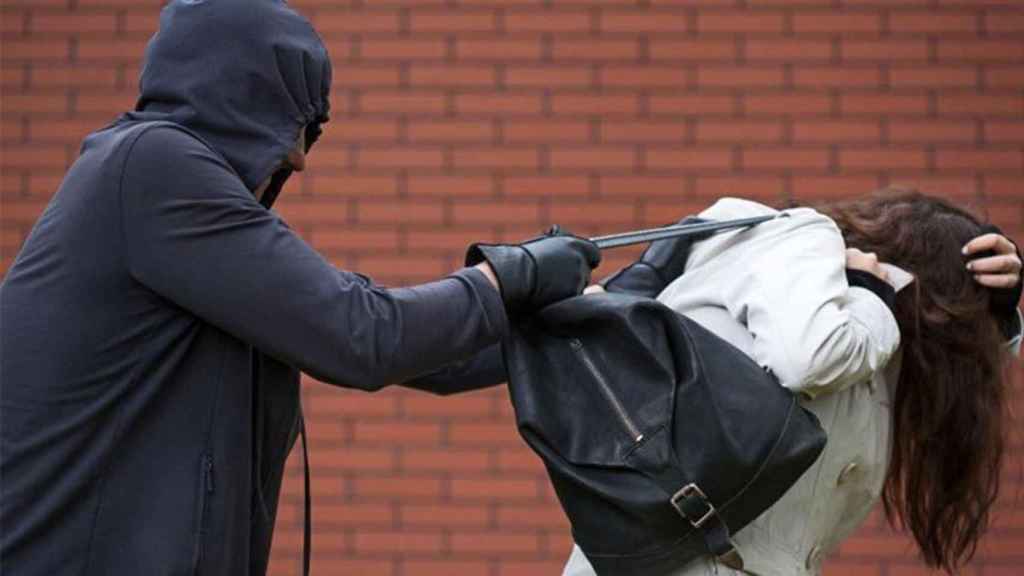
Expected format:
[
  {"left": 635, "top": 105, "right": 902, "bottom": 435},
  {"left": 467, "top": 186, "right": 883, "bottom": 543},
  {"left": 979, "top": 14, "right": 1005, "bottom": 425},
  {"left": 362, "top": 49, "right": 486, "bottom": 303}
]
[{"left": 670, "top": 483, "right": 716, "bottom": 529}]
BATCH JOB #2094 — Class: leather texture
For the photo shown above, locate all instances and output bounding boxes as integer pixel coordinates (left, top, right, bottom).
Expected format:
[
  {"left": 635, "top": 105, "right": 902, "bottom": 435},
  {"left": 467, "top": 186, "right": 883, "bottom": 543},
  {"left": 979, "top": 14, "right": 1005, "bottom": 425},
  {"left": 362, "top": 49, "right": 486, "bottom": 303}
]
[{"left": 503, "top": 292, "right": 827, "bottom": 576}]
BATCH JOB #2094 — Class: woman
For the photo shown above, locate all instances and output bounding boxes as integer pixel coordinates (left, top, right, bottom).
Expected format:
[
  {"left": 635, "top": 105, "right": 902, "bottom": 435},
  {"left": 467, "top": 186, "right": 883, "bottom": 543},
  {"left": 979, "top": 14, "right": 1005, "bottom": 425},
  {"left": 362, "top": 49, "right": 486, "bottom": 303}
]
[{"left": 565, "top": 189, "right": 1022, "bottom": 575}]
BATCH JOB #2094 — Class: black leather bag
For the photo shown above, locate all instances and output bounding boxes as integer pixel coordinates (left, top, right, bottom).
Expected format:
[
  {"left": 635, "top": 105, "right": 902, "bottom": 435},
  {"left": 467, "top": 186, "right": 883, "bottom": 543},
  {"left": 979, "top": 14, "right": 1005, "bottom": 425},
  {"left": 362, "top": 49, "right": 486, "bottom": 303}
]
[{"left": 503, "top": 292, "right": 827, "bottom": 575}]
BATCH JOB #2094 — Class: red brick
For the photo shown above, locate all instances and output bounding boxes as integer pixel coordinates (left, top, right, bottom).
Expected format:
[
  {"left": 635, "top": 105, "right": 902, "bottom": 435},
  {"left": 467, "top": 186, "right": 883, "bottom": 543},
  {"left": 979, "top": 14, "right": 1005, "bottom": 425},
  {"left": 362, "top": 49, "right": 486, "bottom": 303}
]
[
  {"left": 0, "top": 145, "right": 68, "bottom": 169},
  {"left": 408, "top": 120, "right": 494, "bottom": 143},
  {"left": 77, "top": 38, "right": 150, "bottom": 61},
  {"left": 360, "top": 92, "right": 446, "bottom": 116},
  {"left": 31, "top": 11, "right": 117, "bottom": 34},
  {"left": 309, "top": 228, "right": 401, "bottom": 251},
  {"left": 696, "top": 119, "right": 784, "bottom": 143},
  {"left": 406, "top": 175, "right": 494, "bottom": 197},
  {"left": 352, "top": 422, "right": 443, "bottom": 445},
  {"left": 744, "top": 93, "right": 831, "bottom": 115},
  {"left": 986, "top": 67, "right": 1024, "bottom": 89},
  {"left": 505, "top": 121, "right": 590, "bottom": 143},
  {"left": 404, "top": 229, "right": 496, "bottom": 252},
  {"left": 649, "top": 94, "right": 735, "bottom": 115},
  {"left": 494, "top": 449, "right": 547, "bottom": 474},
  {"left": 308, "top": 175, "right": 398, "bottom": 198},
  {"left": 498, "top": 561, "right": 573, "bottom": 576},
  {"left": 453, "top": 147, "right": 539, "bottom": 170},
  {"left": 312, "top": 448, "right": 398, "bottom": 472},
  {"left": 402, "top": 393, "right": 494, "bottom": 417},
  {"left": 410, "top": 10, "right": 497, "bottom": 33},
  {"left": 447, "top": 422, "right": 521, "bottom": 446},
  {"left": 504, "top": 10, "right": 591, "bottom": 33},
  {"left": 887, "top": 176, "right": 982, "bottom": 199},
  {"left": 604, "top": 120, "right": 687, "bottom": 143},
  {"left": 550, "top": 146, "right": 634, "bottom": 170},
  {"left": 552, "top": 94, "right": 639, "bottom": 116},
  {"left": 938, "top": 40, "right": 1024, "bottom": 62},
  {"left": 840, "top": 94, "right": 930, "bottom": 115},
  {"left": 744, "top": 147, "right": 830, "bottom": 170},
  {"left": 1, "top": 40, "right": 69, "bottom": 61},
  {"left": 649, "top": 39, "right": 736, "bottom": 61},
  {"left": 600, "top": 10, "right": 691, "bottom": 33},
  {"left": 694, "top": 175, "right": 787, "bottom": 200},
  {"left": 30, "top": 65, "right": 118, "bottom": 89},
  {"left": 1, "top": 65, "right": 26, "bottom": 89},
  {"left": 452, "top": 200, "right": 541, "bottom": 224},
  {"left": 403, "top": 561, "right": 490, "bottom": 576},
  {"left": 400, "top": 450, "right": 491, "bottom": 474},
  {"left": 646, "top": 147, "right": 733, "bottom": 170},
  {"left": 450, "top": 531, "right": 540, "bottom": 553},
  {"left": 698, "top": 65, "right": 785, "bottom": 88},
  {"left": 553, "top": 38, "right": 639, "bottom": 61},
  {"left": 314, "top": 9, "right": 400, "bottom": 33},
  {"left": 889, "top": 11, "right": 979, "bottom": 34},
  {"left": 793, "top": 119, "right": 881, "bottom": 143},
  {"left": 504, "top": 175, "right": 590, "bottom": 197},
  {"left": 0, "top": 9, "right": 26, "bottom": 34},
  {"left": 331, "top": 64, "right": 402, "bottom": 88},
  {"left": 329, "top": 119, "right": 399, "bottom": 142},
  {"left": 358, "top": 147, "right": 444, "bottom": 168},
  {"left": 457, "top": 39, "right": 542, "bottom": 61},
  {"left": 122, "top": 9, "right": 159, "bottom": 34},
  {"left": 938, "top": 94, "right": 1023, "bottom": 116},
  {"left": 354, "top": 528, "right": 442, "bottom": 553},
  {"left": 548, "top": 200, "right": 638, "bottom": 226},
  {"left": 410, "top": 65, "right": 496, "bottom": 88},
  {"left": 794, "top": 66, "right": 882, "bottom": 88},
  {"left": 935, "top": 149, "right": 1022, "bottom": 171},
  {"left": 356, "top": 201, "right": 445, "bottom": 225},
  {"left": 841, "top": 40, "right": 929, "bottom": 61},
  {"left": 360, "top": 40, "right": 446, "bottom": 61},
  {"left": 985, "top": 121, "right": 1024, "bottom": 144},
  {"left": 698, "top": 11, "right": 785, "bottom": 33},
  {"left": 985, "top": 9, "right": 1024, "bottom": 34},
  {"left": 888, "top": 120, "right": 976, "bottom": 144},
  {"left": 311, "top": 503, "right": 393, "bottom": 527},
  {"left": 746, "top": 39, "right": 832, "bottom": 61},
  {"left": 793, "top": 175, "right": 887, "bottom": 199},
  {"left": 792, "top": 12, "right": 881, "bottom": 34},
  {"left": 889, "top": 66, "right": 978, "bottom": 88},
  {"left": 506, "top": 66, "right": 591, "bottom": 88},
  {"left": 496, "top": 504, "right": 570, "bottom": 528},
  {"left": 456, "top": 93, "right": 543, "bottom": 115},
  {"left": 839, "top": 148, "right": 928, "bottom": 170}
]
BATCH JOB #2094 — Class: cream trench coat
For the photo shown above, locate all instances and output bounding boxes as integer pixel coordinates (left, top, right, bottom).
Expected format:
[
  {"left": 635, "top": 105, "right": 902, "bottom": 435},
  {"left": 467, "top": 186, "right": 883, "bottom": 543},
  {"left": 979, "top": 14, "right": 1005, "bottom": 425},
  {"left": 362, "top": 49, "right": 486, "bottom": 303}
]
[{"left": 564, "top": 198, "right": 905, "bottom": 576}]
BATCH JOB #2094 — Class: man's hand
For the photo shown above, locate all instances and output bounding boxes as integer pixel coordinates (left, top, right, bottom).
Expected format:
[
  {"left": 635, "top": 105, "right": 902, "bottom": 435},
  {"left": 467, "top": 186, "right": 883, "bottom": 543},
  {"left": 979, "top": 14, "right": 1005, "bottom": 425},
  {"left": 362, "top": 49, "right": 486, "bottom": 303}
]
[
  {"left": 846, "top": 248, "right": 889, "bottom": 282},
  {"left": 467, "top": 230, "right": 601, "bottom": 314},
  {"left": 963, "top": 233, "right": 1022, "bottom": 290}
]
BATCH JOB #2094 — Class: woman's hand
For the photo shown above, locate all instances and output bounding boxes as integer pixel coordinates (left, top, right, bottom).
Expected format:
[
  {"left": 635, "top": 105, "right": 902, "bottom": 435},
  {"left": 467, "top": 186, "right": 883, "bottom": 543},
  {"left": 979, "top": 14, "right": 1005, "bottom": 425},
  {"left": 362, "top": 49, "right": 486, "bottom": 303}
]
[
  {"left": 583, "top": 284, "right": 606, "bottom": 295},
  {"left": 846, "top": 248, "right": 889, "bottom": 282},
  {"left": 963, "top": 233, "right": 1022, "bottom": 290}
]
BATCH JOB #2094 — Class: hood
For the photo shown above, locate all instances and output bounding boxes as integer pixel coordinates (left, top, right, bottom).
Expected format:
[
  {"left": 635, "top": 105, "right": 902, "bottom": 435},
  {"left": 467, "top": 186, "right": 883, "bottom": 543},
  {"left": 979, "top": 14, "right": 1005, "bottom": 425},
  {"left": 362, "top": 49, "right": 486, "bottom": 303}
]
[{"left": 127, "top": 0, "right": 331, "bottom": 208}]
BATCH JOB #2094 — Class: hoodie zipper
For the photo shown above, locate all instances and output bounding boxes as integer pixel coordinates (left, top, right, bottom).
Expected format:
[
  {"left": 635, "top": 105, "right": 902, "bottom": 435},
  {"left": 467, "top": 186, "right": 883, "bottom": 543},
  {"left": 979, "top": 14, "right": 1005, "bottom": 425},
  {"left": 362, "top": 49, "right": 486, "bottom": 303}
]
[
  {"left": 192, "top": 454, "right": 215, "bottom": 574},
  {"left": 571, "top": 338, "right": 645, "bottom": 443}
]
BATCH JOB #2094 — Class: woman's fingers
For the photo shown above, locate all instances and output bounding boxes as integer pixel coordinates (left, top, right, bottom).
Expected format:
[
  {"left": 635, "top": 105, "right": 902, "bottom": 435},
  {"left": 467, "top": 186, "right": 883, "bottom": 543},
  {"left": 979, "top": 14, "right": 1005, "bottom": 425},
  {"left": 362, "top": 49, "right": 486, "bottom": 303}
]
[
  {"left": 974, "top": 272, "right": 1022, "bottom": 289},
  {"left": 846, "top": 248, "right": 889, "bottom": 281},
  {"left": 967, "top": 254, "right": 1022, "bottom": 275},
  {"left": 962, "top": 233, "right": 1017, "bottom": 257}
]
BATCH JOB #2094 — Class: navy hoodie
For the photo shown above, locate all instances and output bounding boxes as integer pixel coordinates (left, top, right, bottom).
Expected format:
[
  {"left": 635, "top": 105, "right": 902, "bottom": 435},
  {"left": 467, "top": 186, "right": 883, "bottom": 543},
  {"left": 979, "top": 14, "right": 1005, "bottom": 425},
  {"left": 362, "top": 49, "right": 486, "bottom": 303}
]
[{"left": 0, "top": 1, "right": 507, "bottom": 574}]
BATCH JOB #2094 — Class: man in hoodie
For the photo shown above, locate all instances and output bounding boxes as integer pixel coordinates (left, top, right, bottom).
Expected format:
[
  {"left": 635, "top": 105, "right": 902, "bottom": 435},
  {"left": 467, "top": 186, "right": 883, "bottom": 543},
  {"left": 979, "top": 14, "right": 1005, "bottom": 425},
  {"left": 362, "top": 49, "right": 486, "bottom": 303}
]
[{"left": 0, "top": 1, "right": 599, "bottom": 575}]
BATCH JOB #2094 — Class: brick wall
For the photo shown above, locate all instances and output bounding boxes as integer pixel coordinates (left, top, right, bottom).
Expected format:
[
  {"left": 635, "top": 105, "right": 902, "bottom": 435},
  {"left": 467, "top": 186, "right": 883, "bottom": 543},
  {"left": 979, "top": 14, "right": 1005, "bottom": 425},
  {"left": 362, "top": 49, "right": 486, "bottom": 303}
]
[{"left": 1, "top": 0, "right": 1022, "bottom": 574}]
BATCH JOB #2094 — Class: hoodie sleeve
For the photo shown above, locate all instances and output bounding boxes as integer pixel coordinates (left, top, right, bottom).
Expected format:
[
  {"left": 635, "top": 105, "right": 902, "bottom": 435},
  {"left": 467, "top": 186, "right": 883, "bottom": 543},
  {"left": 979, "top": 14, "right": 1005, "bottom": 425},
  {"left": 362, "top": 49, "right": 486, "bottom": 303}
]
[{"left": 119, "top": 125, "right": 507, "bottom": 391}]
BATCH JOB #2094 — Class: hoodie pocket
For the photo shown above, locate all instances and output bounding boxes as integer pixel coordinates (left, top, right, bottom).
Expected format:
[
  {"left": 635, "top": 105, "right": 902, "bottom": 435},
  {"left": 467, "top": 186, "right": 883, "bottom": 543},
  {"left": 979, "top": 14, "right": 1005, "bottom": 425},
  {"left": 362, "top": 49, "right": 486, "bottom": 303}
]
[{"left": 191, "top": 453, "right": 216, "bottom": 575}]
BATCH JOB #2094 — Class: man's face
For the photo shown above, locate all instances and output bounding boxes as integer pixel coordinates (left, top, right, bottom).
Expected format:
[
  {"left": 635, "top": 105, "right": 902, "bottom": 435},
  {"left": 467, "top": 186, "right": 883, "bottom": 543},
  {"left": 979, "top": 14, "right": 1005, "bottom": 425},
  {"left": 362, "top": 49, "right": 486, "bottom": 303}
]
[{"left": 254, "top": 126, "right": 307, "bottom": 202}]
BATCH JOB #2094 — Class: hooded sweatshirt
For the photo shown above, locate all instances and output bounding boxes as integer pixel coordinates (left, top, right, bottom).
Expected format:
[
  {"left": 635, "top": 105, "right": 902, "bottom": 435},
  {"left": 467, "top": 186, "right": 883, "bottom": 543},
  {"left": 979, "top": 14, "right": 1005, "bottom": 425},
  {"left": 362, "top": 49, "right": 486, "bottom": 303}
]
[{"left": 0, "top": 1, "right": 507, "bottom": 574}]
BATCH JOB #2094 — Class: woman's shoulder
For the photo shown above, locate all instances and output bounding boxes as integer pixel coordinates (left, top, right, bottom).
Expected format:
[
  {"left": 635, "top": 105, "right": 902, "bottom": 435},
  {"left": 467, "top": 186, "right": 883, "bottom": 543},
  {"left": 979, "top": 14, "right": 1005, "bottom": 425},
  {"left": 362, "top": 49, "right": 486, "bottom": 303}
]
[{"left": 700, "top": 197, "right": 842, "bottom": 242}]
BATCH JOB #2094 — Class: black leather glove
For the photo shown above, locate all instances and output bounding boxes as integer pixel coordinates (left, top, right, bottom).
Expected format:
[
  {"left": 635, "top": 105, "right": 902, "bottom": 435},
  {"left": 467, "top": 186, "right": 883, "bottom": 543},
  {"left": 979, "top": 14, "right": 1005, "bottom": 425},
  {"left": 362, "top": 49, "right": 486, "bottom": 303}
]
[
  {"left": 466, "top": 228, "right": 601, "bottom": 314},
  {"left": 601, "top": 216, "right": 713, "bottom": 298}
]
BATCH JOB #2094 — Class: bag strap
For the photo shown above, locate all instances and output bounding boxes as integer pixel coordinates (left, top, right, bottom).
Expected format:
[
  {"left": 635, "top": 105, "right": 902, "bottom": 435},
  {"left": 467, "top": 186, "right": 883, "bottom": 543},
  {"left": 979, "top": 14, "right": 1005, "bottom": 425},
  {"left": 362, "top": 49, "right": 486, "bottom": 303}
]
[{"left": 647, "top": 470, "right": 742, "bottom": 569}]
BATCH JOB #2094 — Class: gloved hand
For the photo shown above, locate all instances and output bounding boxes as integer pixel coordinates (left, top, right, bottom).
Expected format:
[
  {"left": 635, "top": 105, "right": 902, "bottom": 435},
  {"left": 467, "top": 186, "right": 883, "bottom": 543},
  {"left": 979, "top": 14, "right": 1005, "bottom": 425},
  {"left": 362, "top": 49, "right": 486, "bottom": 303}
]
[
  {"left": 466, "top": 227, "right": 601, "bottom": 314},
  {"left": 601, "top": 216, "right": 712, "bottom": 298}
]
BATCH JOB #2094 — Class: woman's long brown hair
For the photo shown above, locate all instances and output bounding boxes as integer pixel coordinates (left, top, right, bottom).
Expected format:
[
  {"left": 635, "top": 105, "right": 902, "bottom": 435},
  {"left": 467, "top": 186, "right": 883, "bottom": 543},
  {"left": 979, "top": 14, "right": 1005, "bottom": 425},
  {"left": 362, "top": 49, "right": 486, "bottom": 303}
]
[{"left": 817, "top": 188, "right": 1010, "bottom": 573}]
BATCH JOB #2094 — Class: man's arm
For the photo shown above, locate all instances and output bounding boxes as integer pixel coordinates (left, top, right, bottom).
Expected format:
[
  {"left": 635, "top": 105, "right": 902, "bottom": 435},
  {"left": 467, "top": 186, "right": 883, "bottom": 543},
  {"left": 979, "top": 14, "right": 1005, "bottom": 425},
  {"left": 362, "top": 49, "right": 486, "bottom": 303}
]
[
  {"left": 122, "top": 125, "right": 508, "bottom": 390},
  {"left": 401, "top": 344, "right": 507, "bottom": 395}
]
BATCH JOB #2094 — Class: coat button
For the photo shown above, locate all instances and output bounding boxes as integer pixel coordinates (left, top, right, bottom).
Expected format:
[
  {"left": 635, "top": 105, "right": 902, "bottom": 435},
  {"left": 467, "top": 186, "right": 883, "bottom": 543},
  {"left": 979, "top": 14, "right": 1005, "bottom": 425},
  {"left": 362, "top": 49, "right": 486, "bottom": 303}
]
[
  {"left": 805, "top": 544, "right": 823, "bottom": 571},
  {"left": 837, "top": 462, "right": 859, "bottom": 486}
]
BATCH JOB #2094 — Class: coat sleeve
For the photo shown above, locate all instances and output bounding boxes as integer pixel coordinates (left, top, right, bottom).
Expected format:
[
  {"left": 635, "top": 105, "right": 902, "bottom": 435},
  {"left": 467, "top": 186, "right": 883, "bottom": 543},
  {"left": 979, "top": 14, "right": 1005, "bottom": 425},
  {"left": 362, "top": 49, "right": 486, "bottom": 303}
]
[
  {"left": 401, "top": 343, "right": 508, "bottom": 395},
  {"left": 119, "top": 125, "right": 508, "bottom": 390},
  {"left": 715, "top": 212, "right": 901, "bottom": 398}
]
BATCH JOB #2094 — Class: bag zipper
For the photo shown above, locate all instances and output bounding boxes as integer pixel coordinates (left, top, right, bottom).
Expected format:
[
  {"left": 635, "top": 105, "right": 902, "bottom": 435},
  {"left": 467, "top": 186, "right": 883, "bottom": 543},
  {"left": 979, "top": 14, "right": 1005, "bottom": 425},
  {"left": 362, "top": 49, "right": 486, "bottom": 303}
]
[
  {"left": 192, "top": 454, "right": 215, "bottom": 574},
  {"left": 571, "top": 338, "right": 645, "bottom": 443}
]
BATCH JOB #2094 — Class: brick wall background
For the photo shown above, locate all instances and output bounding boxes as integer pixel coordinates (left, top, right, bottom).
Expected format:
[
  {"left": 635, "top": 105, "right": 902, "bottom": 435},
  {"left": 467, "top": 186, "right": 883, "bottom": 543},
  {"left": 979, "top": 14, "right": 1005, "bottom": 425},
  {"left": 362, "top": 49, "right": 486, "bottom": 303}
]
[{"left": 2, "top": 0, "right": 1022, "bottom": 574}]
